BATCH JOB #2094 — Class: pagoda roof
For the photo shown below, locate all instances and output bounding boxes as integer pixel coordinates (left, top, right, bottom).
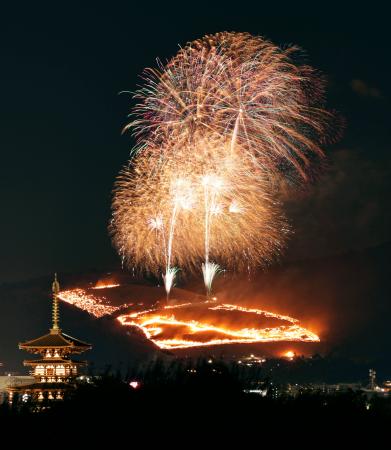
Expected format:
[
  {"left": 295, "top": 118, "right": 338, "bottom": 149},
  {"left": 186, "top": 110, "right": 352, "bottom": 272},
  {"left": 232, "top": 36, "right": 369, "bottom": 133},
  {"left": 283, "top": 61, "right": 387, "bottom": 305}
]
[{"left": 19, "top": 331, "right": 91, "bottom": 351}]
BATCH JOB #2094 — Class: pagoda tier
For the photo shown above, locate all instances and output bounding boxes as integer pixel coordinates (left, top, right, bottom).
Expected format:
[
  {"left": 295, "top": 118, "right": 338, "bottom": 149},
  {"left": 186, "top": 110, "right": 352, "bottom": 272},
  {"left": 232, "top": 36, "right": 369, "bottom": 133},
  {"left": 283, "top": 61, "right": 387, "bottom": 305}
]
[
  {"left": 9, "top": 382, "right": 76, "bottom": 401},
  {"left": 20, "top": 331, "right": 91, "bottom": 355},
  {"left": 10, "top": 274, "right": 92, "bottom": 404},
  {"left": 23, "top": 358, "right": 87, "bottom": 383}
]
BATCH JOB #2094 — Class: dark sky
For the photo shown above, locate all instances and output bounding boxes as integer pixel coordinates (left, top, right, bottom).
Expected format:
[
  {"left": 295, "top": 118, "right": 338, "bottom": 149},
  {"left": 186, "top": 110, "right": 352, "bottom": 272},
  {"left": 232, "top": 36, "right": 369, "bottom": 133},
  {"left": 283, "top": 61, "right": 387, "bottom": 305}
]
[{"left": 1, "top": 4, "right": 390, "bottom": 282}]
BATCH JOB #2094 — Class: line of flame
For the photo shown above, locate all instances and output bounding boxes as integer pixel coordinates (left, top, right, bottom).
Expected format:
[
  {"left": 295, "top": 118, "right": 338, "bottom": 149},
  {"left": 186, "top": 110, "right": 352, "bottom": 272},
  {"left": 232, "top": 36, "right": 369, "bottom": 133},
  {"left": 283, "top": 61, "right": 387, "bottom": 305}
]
[{"left": 117, "top": 303, "right": 320, "bottom": 349}]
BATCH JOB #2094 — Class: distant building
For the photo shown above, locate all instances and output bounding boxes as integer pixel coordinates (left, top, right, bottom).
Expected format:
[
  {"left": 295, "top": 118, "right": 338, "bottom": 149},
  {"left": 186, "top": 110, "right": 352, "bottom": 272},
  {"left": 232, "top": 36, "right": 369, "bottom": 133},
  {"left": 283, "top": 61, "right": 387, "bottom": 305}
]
[
  {"left": 0, "top": 375, "right": 34, "bottom": 403},
  {"left": 8, "top": 274, "right": 92, "bottom": 403},
  {"left": 361, "top": 368, "right": 390, "bottom": 398}
]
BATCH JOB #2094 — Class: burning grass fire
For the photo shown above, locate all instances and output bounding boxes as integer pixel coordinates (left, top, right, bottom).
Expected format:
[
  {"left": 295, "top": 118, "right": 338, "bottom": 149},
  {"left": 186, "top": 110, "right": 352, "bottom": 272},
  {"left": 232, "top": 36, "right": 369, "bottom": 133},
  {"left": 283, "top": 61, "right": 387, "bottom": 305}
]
[
  {"left": 117, "top": 303, "right": 320, "bottom": 349},
  {"left": 58, "top": 288, "right": 123, "bottom": 318},
  {"left": 58, "top": 283, "right": 320, "bottom": 350}
]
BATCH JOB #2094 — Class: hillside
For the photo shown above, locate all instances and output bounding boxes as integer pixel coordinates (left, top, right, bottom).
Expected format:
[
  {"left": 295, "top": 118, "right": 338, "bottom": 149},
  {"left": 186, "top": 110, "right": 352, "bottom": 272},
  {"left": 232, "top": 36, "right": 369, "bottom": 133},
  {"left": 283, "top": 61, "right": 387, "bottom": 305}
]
[{"left": 0, "top": 242, "right": 390, "bottom": 375}]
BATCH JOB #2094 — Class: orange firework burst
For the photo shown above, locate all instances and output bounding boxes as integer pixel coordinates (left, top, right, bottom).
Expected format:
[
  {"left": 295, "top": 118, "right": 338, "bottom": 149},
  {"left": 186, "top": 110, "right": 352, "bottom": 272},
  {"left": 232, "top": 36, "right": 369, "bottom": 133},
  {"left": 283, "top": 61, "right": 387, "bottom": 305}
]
[{"left": 111, "top": 135, "right": 289, "bottom": 280}]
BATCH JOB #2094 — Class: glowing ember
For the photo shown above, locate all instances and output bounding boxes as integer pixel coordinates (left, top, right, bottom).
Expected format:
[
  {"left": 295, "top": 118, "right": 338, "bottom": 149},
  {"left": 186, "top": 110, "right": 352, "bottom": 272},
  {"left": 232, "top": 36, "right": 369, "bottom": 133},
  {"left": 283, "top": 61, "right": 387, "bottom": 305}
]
[
  {"left": 284, "top": 350, "right": 295, "bottom": 359},
  {"left": 92, "top": 281, "right": 121, "bottom": 289}
]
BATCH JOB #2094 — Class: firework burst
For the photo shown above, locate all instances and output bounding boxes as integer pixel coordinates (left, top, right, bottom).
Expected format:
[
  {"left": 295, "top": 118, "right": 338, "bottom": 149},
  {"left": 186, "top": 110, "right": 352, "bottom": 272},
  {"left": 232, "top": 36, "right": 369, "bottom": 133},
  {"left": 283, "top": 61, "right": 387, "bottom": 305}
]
[
  {"left": 111, "top": 136, "right": 288, "bottom": 282},
  {"left": 127, "top": 32, "right": 337, "bottom": 183},
  {"left": 112, "top": 32, "right": 339, "bottom": 296}
]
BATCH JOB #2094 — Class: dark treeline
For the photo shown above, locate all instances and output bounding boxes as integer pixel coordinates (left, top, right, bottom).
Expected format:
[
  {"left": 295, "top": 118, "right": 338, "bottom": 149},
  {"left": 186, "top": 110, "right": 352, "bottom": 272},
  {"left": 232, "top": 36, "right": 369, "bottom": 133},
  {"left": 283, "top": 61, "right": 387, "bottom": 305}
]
[
  {"left": 2, "top": 357, "right": 391, "bottom": 442},
  {"left": 126, "top": 353, "right": 390, "bottom": 384}
]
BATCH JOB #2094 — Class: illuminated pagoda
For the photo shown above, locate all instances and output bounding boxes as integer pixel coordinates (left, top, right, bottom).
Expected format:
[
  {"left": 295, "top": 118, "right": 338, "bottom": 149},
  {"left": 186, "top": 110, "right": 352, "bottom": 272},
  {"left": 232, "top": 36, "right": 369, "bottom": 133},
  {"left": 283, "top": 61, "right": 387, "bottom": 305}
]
[{"left": 10, "top": 274, "right": 92, "bottom": 402}]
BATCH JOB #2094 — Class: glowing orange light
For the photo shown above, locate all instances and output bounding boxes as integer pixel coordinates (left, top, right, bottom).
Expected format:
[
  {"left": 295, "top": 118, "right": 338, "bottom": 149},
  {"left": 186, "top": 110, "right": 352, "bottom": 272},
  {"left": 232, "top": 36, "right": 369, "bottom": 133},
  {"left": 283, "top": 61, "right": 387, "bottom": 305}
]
[
  {"left": 92, "top": 281, "right": 120, "bottom": 290},
  {"left": 117, "top": 303, "right": 320, "bottom": 349},
  {"left": 59, "top": 288, "right": 320, "bottom": 350}
]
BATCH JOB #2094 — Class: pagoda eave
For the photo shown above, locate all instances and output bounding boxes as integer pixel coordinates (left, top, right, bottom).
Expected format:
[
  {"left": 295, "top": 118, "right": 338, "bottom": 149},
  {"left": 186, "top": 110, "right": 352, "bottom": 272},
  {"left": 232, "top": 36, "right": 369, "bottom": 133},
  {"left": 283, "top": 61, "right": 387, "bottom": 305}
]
[
  {"left": 9, "top": 382, "right": 75, "bottom": 392},
  {"left": 23, "top": 359, "right": 88, "bottom": 366},
  {"left": 19, "top": 346, "right": 91, "bottom": 355}
]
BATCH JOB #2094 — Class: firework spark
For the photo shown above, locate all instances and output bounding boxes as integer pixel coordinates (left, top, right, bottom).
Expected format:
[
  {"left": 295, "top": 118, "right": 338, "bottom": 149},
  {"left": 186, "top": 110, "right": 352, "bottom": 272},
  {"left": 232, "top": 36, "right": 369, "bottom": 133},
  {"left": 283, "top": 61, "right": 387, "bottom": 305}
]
[
  {"left": 202, "top": 261, "right": 222, "bottom": 298},
  {"left": 163, "top": 266, "right": 180, "bottom": 298},
  {"left": 148, "top": 215, "right": 163, "bottom": 231}
]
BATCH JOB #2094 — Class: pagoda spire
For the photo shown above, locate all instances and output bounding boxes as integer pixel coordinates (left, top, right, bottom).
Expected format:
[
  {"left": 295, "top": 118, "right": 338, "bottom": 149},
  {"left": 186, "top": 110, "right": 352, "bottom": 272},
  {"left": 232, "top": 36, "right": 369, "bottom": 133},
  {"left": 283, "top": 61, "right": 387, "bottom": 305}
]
[{"left": 51, "top": 273, "right": 61, "bottom": 333}]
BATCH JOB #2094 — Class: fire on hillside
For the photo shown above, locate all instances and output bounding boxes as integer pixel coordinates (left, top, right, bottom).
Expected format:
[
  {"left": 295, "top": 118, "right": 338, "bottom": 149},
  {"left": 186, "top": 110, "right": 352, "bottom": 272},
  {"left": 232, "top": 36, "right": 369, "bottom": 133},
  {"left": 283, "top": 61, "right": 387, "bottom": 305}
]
[{"left": 58, "top": 283, "right": 320, "bottom": 350}]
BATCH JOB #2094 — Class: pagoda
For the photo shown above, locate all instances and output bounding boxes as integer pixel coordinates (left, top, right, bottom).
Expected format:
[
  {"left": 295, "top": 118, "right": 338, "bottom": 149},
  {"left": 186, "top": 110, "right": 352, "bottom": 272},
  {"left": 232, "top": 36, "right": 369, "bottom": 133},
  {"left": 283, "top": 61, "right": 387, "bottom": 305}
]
[{"left": 10, "top": 274, "right": 92, "bottom": 402}]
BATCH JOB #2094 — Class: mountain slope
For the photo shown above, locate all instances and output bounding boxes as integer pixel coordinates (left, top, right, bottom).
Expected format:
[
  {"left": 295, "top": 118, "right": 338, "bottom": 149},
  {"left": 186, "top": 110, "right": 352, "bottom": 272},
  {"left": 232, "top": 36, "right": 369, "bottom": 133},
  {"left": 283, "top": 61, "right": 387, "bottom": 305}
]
[{"left": 0, "top": 242, "right": 389, "bottom": 373}]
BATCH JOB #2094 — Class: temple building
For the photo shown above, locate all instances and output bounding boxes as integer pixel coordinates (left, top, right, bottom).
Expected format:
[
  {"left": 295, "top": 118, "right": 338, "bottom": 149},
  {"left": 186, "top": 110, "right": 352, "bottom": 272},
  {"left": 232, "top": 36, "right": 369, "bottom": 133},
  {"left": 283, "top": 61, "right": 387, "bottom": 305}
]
[{"left": 9, "top": 274, "right": 92, "bottom": 403}]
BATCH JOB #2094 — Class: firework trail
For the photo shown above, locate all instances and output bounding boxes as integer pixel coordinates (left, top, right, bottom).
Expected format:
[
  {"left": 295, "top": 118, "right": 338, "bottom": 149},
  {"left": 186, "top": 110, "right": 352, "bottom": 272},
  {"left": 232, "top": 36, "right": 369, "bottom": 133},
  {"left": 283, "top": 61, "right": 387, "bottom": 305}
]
[
  {"left": 144, "top": 179, "right": 194, "bottom": 299},
  {"left": 201, "top": 173, "right": 224, "bottom": 296},
  {"left": 164, "top": 178, "right": 194, "bottom": 298}
]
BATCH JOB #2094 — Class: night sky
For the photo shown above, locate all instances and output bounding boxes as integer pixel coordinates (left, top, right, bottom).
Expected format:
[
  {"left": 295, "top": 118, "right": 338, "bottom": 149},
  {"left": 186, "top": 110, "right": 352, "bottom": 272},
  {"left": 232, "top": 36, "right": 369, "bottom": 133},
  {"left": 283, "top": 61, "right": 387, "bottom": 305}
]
[{"left": 1, "top": 4, "right": 389, "bottom": 283}]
